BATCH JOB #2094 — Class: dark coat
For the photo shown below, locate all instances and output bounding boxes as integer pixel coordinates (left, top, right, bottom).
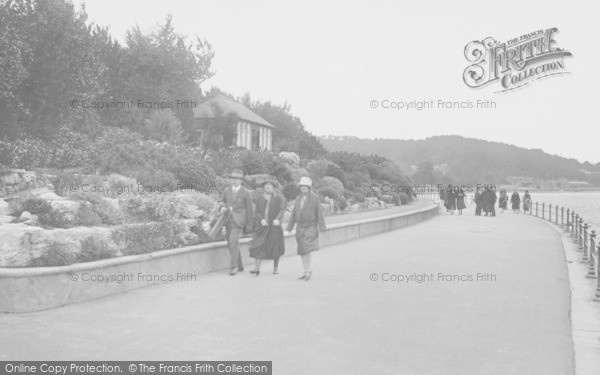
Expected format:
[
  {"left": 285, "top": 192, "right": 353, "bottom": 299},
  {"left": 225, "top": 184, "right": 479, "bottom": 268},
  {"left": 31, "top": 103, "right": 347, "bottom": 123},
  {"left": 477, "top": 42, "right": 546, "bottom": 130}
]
[
  {"left": 499, "top": 192, "right": 508, "bottom": 209},
  {"left": 249, "top": 193, "right": 286, "bottom": 260},
  {"left": 287, "top": 191, "right": 327, "bottom": 255},
  {"left": 456, "top": 191, "right": 466, "bottom": 209},
  {"left": 510, "top": 192, "right": 521, "bottom": 209},
  {"left": 220, "top": 186, "right": 254, "bottom": 232}
]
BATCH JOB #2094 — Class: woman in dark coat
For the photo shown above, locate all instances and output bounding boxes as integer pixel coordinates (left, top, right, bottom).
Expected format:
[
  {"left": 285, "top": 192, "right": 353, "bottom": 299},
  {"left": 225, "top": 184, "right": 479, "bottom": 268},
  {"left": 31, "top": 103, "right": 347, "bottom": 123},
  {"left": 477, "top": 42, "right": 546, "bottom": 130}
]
[
  {"left": 498, "top": 189, "right": 508, "bottom": 212},
  {"left": 448, "top": 186, "right": 457, "bottom": 214},
  {"left": 474, "top": 187, "right": 482, "bottom": 216},
  {"left": 456, "top": 188, "right": 466, "bottom": 214},
  {"left": 522, "top": 190, "right": 532, "bottom": 213},
  {"left": 510, "top": 190, "right": 521, "bottom": 214},
  {"left": 249, "top": 179, "right": 286, "bottom": 275}
]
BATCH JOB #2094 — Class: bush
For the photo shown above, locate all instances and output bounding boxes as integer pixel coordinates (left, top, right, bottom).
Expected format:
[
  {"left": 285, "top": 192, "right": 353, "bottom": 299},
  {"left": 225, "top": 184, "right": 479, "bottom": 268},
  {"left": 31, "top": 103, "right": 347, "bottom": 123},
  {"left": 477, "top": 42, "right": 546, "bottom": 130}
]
[
  {"left": 9, "top": 195, "right": 53, "bottom": 218},
  {"left": 50, "top": 171, "right": 87, "bottom": 197},
  {"left": 112, "top": 221, "right": 197, "bottom": 255},
  {"left": 315, "top": 176, "right": 344, "bottom": 197},
  {"left": 144, "top": 109, "right": 187, "bottom": 144},
  {"left": 307, "top": 159, "right": 337, "bottom": 181},
  {"left": 168, "top": 157, "right": 216, "bottom": 193},
  {"left": 317, "top": 186, "right": 342, "bottom": 202},
  {"left": 107, "top": 174, "right": 140, "bottom": 196},
  {"left": 127, "top": 166, "right": 178, "bottom": 193},
  {"left": 326, "top": 163, "right": 347, "bottom": 186},
  {"left": 73, "top": 202, "right": 102, "bottom": 227},
  {"left": 78, "top": 237, "right": 117, "bottom": 262},
  {"left": 68, "top": 191, "right": 126, "bottom": 225},
  {"left": 29, "top": 242, "right": 76, "bottom": 267},
  {"left": 119, "top": 193, "right": 188, "bottom": 222},
  {"left": 0, "top": 163, "right": 11, "bottom": 176},
  {"left": 182, "top": 192, "right": 217, "bottom": 214}
]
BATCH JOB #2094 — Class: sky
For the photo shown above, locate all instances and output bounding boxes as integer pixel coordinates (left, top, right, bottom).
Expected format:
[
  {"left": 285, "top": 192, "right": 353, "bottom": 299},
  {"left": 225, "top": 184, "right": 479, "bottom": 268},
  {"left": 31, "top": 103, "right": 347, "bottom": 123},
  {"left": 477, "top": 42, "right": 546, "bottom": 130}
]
[{"left": 75, "top": 0, "right": 600, "bottom": 163}]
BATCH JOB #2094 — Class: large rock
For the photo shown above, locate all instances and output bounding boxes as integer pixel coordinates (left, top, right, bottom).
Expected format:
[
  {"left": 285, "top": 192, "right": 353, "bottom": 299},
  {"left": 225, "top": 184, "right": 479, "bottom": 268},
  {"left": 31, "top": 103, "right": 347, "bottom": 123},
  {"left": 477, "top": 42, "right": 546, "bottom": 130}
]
[
  {"left": 0, "top": 199, "right": 12, "bottom": 216},
  {"left": 2, "top": 173, "right": 19, "bottom": 186},
  {"left": 0, "top": 224, "right": 46, "bottom": 267},
  {"left": 19, "top": 211, "right": 32, "bottom": 222}
]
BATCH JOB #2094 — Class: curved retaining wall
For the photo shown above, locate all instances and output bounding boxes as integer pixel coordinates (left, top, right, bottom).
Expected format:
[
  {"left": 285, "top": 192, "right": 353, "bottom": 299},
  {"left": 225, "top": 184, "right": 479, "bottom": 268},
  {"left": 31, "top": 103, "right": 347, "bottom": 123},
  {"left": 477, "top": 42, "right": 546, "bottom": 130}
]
[{"left": 0, "top": 204, "right": 439, "bottom": 313}]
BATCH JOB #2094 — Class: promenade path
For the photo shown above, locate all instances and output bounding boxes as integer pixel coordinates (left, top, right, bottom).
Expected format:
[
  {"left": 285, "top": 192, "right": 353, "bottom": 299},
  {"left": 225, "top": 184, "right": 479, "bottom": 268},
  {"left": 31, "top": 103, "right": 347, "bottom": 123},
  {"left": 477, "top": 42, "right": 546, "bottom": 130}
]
[{"left": 0, "top": 205, "right": 574, "bottom": 374}]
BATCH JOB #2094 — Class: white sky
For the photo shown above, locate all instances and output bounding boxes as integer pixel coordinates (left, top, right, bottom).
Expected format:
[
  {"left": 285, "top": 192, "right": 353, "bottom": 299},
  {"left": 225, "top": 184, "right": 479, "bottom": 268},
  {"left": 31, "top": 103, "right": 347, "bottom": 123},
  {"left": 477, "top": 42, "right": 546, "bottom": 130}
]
[{"left": 76, "top": 0, "right": 600, "bottom": 163}]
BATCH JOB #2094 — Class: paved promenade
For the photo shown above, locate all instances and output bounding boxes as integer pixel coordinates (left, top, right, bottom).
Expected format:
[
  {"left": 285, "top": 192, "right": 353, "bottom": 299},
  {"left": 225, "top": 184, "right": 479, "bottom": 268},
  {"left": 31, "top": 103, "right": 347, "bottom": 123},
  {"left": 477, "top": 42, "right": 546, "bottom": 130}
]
[{"left": 0, "top": 207, "right": 574, "bottom": 374}]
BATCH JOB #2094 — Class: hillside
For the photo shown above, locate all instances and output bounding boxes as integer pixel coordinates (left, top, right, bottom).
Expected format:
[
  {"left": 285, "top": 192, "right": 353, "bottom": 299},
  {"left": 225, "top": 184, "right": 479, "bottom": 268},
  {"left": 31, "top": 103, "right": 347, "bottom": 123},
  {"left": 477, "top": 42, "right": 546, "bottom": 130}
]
[{"left": 320, "top": 135, "right": 600, "bottom": 186}]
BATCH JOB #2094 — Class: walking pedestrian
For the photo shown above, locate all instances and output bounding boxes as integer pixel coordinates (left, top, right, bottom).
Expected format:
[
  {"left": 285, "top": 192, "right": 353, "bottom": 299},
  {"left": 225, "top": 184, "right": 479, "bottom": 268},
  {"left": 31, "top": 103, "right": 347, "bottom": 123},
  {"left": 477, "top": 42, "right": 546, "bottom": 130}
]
[
  {"left": 510, "top": 190, "right": 521, "bottom": 214},
  {"left": 249, "top": 178, "right": 286, "bottom": 275},
  {"left": 218, "top": 169, "right": 254, "bottom": 276},
  {"left": 286, "top": 177, "right": 327, "bottom": 281}
]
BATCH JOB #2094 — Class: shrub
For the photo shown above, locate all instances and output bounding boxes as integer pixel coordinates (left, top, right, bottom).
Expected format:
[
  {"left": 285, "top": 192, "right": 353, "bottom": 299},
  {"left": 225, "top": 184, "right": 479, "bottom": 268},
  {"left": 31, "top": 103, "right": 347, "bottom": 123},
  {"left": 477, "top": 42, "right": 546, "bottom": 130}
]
[
  {"left": 50, "top": 171, "right": 87, "bottom": 197},
  {"left": 107, "top": 174, "right": 140, "bottom": 196},
  {"left": 168, "top": 157, "right": 217, "bottom": 193},
  {"left": 127, "top": 166, "right": 178, "bottom": 193},
  {"left": 271, "top": 162, "right": 292, "bottom": 183},
  {"left": 9, "top": 195, "right": 53, "bottom": 218},
  {"left": 112, "top": 221, "right": 197, "bottom": 255},
  {"left": 0, "top": 163, "right": 11, "bottom": 176},
  {"left": 144, "top": 109, "right": 187, "bottom": 144},
  {"left": 73, "top": 202, "right": 102, "bottom": 227},
  {"left": 326, "top": 163, "right": 347, "bottom": 186},
  {"left": 78, "top": 237, "right": 117, "bottom": 262},
  {"left": 47, "top": 128, "right": 91, "bottom": 168},
  {"left": 29, "top": 242, "right": 76, "bottom": 267},
  {"left": 119, "top": 193, "right": 188, "bottom": 222},
  {"left": 307, "top": 159, "right": 337, "bottom": 181},
  {"left": 317, "top": 186, "right": 342, "bottom": 202},
  {"left": 315, "top": 176, "right": 344, "bottom": 197},
  {"left": 182, "top": 192, "right": 217, "bottom": 214},
  {"left": 68, "top": 191, "right": 126, "bottom": 225},
  {"left": 282, "top": 183, "right": 300, "bottom": 201}
]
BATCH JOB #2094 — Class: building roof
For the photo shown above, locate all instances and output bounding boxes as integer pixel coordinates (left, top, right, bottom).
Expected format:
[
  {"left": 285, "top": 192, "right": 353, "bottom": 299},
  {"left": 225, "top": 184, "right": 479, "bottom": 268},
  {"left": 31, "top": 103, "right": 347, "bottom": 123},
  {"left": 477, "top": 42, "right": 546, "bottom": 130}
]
[{"left": 193, "top": 95, "right": 274, "bottom": 128}]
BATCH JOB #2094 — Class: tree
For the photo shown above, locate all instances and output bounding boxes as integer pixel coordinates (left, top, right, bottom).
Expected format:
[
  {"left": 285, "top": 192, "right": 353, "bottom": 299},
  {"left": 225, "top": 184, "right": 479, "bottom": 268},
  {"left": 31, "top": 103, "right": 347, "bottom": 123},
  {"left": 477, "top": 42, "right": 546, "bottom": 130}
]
[{"left": 145, "top": 109, "right": 187, "bottom": 144}]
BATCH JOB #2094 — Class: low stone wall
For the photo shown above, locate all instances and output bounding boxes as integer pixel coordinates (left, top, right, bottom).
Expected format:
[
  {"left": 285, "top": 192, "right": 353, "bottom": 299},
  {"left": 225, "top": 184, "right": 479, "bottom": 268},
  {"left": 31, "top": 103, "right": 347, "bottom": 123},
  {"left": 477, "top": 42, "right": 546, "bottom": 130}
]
[{"left": 0, "top": 204, "right": 439, "bottom": 313}]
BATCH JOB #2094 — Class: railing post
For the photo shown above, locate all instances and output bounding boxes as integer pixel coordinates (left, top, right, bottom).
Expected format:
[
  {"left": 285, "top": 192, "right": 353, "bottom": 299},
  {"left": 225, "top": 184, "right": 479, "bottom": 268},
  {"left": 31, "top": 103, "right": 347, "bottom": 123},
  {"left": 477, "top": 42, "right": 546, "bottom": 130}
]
[
  {"left": 587, "top": 230, "right": 597, "bottom": 278},
  {"left": 572, "top": 211, "right": 577, "bottom": 237},
  {"left": 549, "top": 203, "right": 552, "bottom": 221},
  {"left": 595, "top": 241, "right": 600, "bottom": 301},
  {"left": 536, "top": 202, "right": 539, "bottom": 217},
  {"left": 573, "top": 214, "right": 579, "bottom": 242},
  {"left": 555, "top": 205, "right": 558, "bottom": 224},
  {"left": 561, "top": 207, "right": 565, "bottom": 228},
  {"left": 578, "top": 218, "right": 584, "bottom": 250},
  {"left": 542, "top": 203, "right": 546, "bottom": 219},
  {"left": 583, "top": 223, "right": 590, "bottom": 262},
  {"left": 565, "top": 208, "right": 570, "bottom": 232}
]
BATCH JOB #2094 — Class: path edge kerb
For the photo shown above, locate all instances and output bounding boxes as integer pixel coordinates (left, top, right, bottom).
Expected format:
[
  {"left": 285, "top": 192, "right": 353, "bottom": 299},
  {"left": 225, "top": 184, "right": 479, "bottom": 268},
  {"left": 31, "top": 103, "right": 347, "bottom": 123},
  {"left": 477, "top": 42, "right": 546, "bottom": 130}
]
[
  {"left": 0, "top": 203, "right": 439, "bottom": 313},
  {"left": 0, "top": 204, "right": 438, "bottom": 278}
]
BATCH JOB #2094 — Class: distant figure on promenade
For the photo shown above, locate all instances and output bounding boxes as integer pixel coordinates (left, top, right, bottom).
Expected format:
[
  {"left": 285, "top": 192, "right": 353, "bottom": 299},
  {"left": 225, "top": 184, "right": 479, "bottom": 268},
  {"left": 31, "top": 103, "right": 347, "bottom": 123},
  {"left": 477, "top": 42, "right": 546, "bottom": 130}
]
[
  {"left": 249, "top": 178, "right": 286, "bottom": 276},
  {"left": 219, "top": 169, "right": 254, "bottom": 276},
  {"left": 440, "top": 186, "right": 450, "bottom": 212},
  {"left": 481, "top": 186, "right": 490, "bottom": 216},
  {"left": 510, "top": 190, "right": 521, "bottom": 214},
  {"left": 456, "top": 187, "right": 466, "bottom": 215},
  {"left": 489, "top": 186, "right": 497, "bottom": 217},
  {"left": 522, "top": 190, "right": 532, "bottom": 213},
  {"left": 498, "top": 189, "right": 508, "bottom": 213},
  {"left": 474, "top": 187, "right": 483, "bottom": 216},
  {"left": 286, "top": 177, "right": 327, "bottom": 281},
  {"left": 448, "top": 186, "right": 457, "bottom": 215}
]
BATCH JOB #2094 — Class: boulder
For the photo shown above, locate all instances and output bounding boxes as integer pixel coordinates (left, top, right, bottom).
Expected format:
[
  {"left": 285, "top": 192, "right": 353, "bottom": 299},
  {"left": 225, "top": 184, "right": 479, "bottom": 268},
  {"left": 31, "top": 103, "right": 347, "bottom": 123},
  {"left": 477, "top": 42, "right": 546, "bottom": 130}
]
[
  {"left": 0, "top": 224, "right": 47, "bottom": 267},
  {"left": 2, "top": 173, "right": 19, "bottom": 186},
  {"left": 23, "top": 214, "right": 39, "bottom": 227},
  {"left": 19, "top": 211, "right": 32, "bottom": 222},
  {"left": 0, "top": 199, "right": 12, "bottom": 216}
]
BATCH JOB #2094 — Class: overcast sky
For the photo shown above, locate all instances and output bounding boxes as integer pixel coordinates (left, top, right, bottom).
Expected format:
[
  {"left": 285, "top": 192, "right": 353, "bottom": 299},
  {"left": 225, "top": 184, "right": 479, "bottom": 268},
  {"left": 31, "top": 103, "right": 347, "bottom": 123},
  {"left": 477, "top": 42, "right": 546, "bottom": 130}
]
[{"left": 76, "top": 0, "right": 599, "bottom": 163}]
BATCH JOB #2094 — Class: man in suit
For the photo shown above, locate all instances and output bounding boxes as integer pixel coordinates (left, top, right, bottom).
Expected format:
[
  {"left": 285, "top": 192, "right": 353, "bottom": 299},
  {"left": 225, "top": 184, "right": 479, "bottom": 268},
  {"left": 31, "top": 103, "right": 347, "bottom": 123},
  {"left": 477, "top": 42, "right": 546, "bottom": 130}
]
[
  {"left": 219, "top": 169, "right": 254, "bottom": 275},
  {"left": 286, "top": 177, "right": 327, "bottom": 281}
]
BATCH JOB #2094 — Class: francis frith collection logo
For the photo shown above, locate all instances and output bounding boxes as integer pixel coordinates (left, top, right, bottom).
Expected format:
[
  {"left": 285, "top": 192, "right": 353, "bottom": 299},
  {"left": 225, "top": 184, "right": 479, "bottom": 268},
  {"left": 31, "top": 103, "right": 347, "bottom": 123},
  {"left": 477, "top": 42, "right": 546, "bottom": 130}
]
[{"left": 463, "top": 28, "right": 572, "bottom": 92}]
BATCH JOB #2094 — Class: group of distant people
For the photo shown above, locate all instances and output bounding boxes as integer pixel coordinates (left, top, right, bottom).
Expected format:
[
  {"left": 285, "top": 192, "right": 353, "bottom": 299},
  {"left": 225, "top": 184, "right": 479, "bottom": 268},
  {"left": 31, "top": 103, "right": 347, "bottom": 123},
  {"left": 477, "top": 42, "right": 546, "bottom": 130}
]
[
  {"left": 439, "top": 186, "right": 467, "bottom": 215},
  {"left": 440, "top": 185, "right": 533, "bottom": 217}
]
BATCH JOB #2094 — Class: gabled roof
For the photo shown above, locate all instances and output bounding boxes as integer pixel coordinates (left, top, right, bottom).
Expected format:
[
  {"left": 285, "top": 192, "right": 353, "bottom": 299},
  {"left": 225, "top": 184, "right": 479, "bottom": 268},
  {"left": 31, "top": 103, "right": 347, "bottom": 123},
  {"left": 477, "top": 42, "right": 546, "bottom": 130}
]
[{"left": 193, "top": 94, "right": 274, "bottom": 128}]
